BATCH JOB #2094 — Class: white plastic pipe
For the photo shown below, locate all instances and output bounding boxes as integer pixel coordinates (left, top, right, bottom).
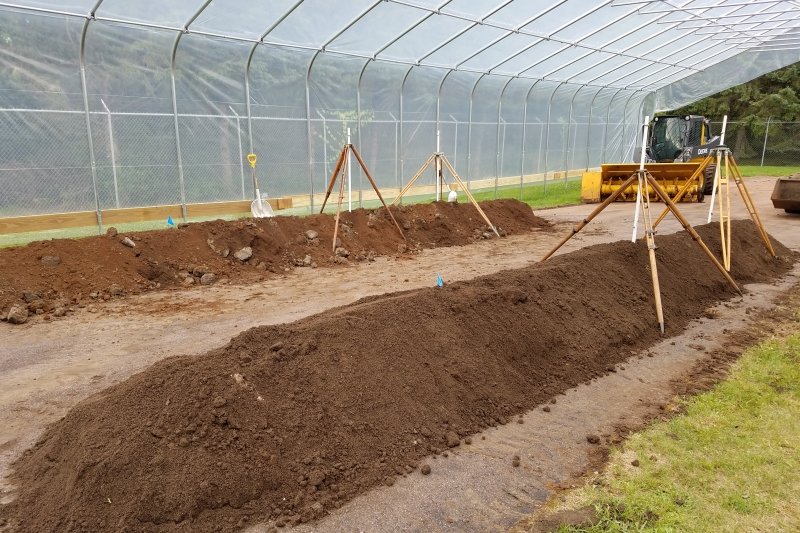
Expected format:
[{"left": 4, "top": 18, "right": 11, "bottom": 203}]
[
  {"left": 632, "top": 115, "right": 650, "bottom": 242},
  {"left": 707, "top": 115, "right": 727, "bottom": 223},
  {"left": 347, "top": 127, "right": 352, "bottom": 212},
  {"left": 436, "top": 129, "right": 441, "bottom": 201}
]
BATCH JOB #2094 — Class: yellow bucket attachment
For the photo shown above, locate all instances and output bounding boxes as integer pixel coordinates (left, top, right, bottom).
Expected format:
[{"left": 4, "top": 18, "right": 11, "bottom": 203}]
[{"left": 581, "top": 162, "right": 704, "bottom": 203}]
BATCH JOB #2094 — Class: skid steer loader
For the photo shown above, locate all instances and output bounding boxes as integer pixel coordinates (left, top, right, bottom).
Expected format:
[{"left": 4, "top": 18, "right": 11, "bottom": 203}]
[{"left": 581, "top": 115, "right": 720, "bottom": 203}]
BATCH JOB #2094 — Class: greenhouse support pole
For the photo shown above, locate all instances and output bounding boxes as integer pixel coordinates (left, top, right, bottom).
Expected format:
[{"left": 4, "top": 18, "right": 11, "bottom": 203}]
[
  {"left": 305, "top": 52, "right": 321, "bottom": 211},
  {"left": 563, "top": 85, "right": 585, "bottom": 189},
  {"left": 228, "top": 106, "right": 246, "bottom": 200},
  {"left": 356, "top": 59, "right": 371, "bottom": 207},
  {"left": 520, "top": 80, "right": 540, "bottom": 200},
  {"left": 602, "top": 88, "right": 624, "bottom": 162},
  {"left": 495, "top": 77, "right": 514, "bottom": 199},
  {"left": 761, "top": 116, "right": 771, "bottom": 166},
  {"left": 437, "top": 70, "right": 454, "bottom": 193},
  {"left": 170, "top": 0, "right": 213, "bottom": 223},
  {"left": 585, "top": 88, "right": 603, "bottom": 170},
  {"left": 398, "top": 65, "right": 415, "bottom": 203},
  {"left": 317, "top": 110, "right": 329, "bottom": 186},
  {"left": 100, "top": 98, "right": 120, "bottom": 209},
  {"left": 244, "top": 0, "right": 305, "bottom": 203},
  {"left": 619, "top": 90, "right": 639, "bottom": 162},
  {"left": 389, "top": 112, "right": 399, "bottom": 190},
  {"left": 79, "top": 0, "right": 105, "bottom": 234},
  {"left": 467, "top": 74, "right": 487, "bottom": 190},
  {"left": 542, "top": 82, "right": 565, "bottom": 194},
  {"left": 450, "top": 115, "right": 459, "bottom": 171}
]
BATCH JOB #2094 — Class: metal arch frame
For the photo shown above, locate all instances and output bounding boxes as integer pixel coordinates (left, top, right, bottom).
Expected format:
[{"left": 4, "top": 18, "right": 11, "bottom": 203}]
[
  {"left": 655, "top": 0, "right": 775, "bottom": 43},
  {"left": 574, "top": 0, "right": 785, "bottom": 87},
  {"left": 398, "top": 64, "right": 416, "bottom": 192},
  {"left": 519, "top": 79, "right": 542, "bottom": 192},
  {"left": 303, "top": 0, "right": 385, "bottom": 211},
  {"left": 601, "top": 87, "right": 625, "bottom": 162},
  {"left": 542, "top": 81, "right": 566, "bottom": 191},
  {"left": 245, "top": 0, "right": 305, "bottom": 157},
  {"left": 584, "top": 87, "right": 604, "bottom": 170},
  {"left": 617, "top": 89, "right": 642, "bottom": 163},
  {"left": 169, "top": 0, "right": 213, "bottom": 223},
  {"left": 534, "top": 0, "right": 738, "bottom": 81},
  {"left": 355, "top": 57, "right": 373, "bottom": 207},
  {"left": 454, "top": 1, "right": 570, "bottom": 70},
  {"left": 494, "top": 76, "right": 516, "bottom": 198},
  {"left": 489, "top": 0, "right": 638, "bottom": 78},
  {"left": 370, "top": 0, "right": 454, "bottom": 59},
  {"left": 566, "top": 0, "right": 749, "bottom": 85},
  {"left": 413, "top": 0, "right": 516, "bottom": 66},
  {"left": 383, "top": 0, "right": 711, "bottom": 72},
  {"left": 79, "top": 0, "right": 105, "bottom": 233},
  {"left": 563, "top": 84, "right": 595, "bottom": 182},
  {"left": 466, "top": 73, "right": 488, "bottom": 185},
  {"left": 601, "top": 7, "right": 793, "bottom": 88}
]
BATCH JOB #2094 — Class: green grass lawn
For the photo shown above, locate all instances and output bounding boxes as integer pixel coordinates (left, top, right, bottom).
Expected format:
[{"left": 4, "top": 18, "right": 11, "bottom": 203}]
[
  {"left": 737, "top": 165, "right": 800, "bottom": 177},
  {"left": 548, "top": 332, "right": 800, "bottom": 532}
]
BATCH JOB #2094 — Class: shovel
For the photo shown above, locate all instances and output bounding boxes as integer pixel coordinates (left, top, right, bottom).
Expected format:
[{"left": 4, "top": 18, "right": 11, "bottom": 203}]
[{"left": 247, "top": 153, "right": 274, "bottom": 218}]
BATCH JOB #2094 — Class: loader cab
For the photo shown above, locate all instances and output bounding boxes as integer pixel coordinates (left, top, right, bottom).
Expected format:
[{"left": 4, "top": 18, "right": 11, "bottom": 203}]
[{"left": 648, "top": 115, "right": 713, "bottom": 162}]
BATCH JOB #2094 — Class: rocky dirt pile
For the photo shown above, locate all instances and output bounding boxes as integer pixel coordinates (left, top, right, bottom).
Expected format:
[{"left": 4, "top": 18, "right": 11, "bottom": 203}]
[
  {"left": 0, "top": 199, "right": 549, "bottom": 324},
  {"left": 0, "top": 221, "right": 793, "bottom": 533}
]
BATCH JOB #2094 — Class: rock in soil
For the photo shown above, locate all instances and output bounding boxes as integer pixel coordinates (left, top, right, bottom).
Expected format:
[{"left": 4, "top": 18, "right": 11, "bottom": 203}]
[
  {"left": 420, "top": 464, "right": 431, "bottom": 475},
  {"left": 39, "top": 255, "right": 61, "bottom": 267},
  {"left": 120, "top": 237, "right": 136, "bottom": 248},
  {"left": 200, "top": 273, "right": 217, "bottom": 285},
  {"left": 234, "top": 247, "right": 253, "bottom": 261},
  {"left": 6, "top": 305, "right": 29, "bottom": 324}
]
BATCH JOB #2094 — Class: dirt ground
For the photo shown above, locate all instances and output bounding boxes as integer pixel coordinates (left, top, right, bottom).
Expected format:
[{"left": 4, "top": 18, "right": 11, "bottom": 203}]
[{"left": 0, "top": 177, "right": 797, "bottom": 531}]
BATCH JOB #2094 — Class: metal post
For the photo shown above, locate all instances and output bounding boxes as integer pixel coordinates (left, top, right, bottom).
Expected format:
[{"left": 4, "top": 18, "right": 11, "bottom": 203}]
[
  {"left": 619, "top": 90, "right": 639, "bottom": 162},
  {"left": 390, "top": 112, "right": 399, "bottom": 190},
  {"left": 100, "top": 99, "right": 119, "bottom": 209},
  {"left": 543, "top": 82, "right": 565, "bottom": 194},
  {"left": 467, "top": 74, "right": 487, "bottom": 190},
  {"left": 496, "top": 77, "right": 514, "bottom": 199},
  {"left": 761, "top": 116, "right": 771, "bottom": 166},
  {"left": 585, "top": 88, "right": 602, "bottom": 170},
  {"left": 170, "top": 0, "right": 212, "bottom": 223},
  {"left": 399, "top": 66, "right": 415, "bottom": 202},
  {"left": 228, "top": 106, "right": 245, "bottom": 200},
  {"left": 563, "top": 85, "right": 585, "bottom": 188},
  {"left": 305, "top": 52, "right": 321, "bottom": 212},
  {"left": 602, "top": 88, "right": 624, "bottom": 162},
  {"left": 318, "top": 111, "right": 329, "bottom": 187},
  {"left": 450, "top": 115, "right": 459, "bottom": 171},
  {"left": 347, "top": 127, "right": 353, "bottom": 211},
  {"left": 520, "top": 80, "right": 540, "bottom": 199},
  {"left": 356, "top": 59, "right": 370, "bottom": 207},
  {"left": 80, "top": 0, "right": 105, "bottom": 233}
]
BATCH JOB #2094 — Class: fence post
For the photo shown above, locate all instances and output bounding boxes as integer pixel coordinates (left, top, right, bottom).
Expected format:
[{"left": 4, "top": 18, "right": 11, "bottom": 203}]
[
  {"left": 761, "top": 116, "right": 771, "bottom": 167},
  {"left": 228, "top": 106, "right": 245, "bottom": 200},
  {"left": 100, "top": 99, "right": 120, "bottom": 209}
]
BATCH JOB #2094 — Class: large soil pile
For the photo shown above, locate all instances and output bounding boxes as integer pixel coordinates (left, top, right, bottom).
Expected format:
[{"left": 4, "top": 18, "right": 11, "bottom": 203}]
[
  {"left": 0, "top": 199, "right": 548, "bottom": 323},
  {"left": 0, "top": 221, "right": 793, "bottom": 532}
]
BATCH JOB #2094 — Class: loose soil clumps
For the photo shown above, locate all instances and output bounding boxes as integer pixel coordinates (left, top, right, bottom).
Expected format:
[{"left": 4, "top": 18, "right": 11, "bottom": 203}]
[
  {"left": 0, "top": 221, "right": 793, "bottom": 532},
  {"left": 0, "top": 199, "right": 549, "bottom": 323}
]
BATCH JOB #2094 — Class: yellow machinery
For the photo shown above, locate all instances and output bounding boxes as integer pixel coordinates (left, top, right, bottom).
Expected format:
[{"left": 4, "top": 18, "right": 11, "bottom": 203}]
[{"left": 582, "top": 115, "right": 719, "bottom": 203}]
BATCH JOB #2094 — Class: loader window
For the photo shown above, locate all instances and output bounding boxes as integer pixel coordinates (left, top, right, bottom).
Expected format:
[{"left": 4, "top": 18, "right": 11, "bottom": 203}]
[{"left": 650, "top": 117, "right": 685, "bottom": 162}]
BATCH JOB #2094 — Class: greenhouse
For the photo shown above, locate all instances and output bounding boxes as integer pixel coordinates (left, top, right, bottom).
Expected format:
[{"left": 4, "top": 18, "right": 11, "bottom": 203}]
[{"left": 0, "top": 0, "right": 798, "bottom": 223}]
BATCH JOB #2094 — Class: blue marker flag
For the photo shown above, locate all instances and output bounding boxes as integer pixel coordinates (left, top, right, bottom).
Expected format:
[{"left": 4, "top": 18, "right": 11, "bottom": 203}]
[
  {"left": 167, "top": 215, "right": 175, "bottom": 227},
  {"left": 436, "top": 273, "right": 444, "bottom": 288}
]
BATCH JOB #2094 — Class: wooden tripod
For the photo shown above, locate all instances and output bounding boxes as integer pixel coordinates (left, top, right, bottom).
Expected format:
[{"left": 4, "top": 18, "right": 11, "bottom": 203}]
[
  {"left": 705, "top": 147, "right": 776, "bottom": 270},
  {"left": 391, "top": 151, "right": 500, "bottom": 237},
  {"left": 320, "top": 141, "right": 406, "bottom": 252},
  {"left": 541, "top": 116, "right": 741, "bottom": 333}
]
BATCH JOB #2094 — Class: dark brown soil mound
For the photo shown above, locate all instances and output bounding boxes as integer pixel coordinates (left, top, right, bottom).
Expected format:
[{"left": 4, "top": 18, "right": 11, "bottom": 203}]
[
  {"left": 0, "top": 199, "right": 549, "bottom": 322},
  {"left": 0, "top": 221, "right": 793, "bottom": 532}
]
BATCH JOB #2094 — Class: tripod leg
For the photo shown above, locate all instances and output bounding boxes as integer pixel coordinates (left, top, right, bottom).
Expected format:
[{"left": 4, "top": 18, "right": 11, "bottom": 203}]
[
  {"left": 350, "top": 145, "right": 407, "bottom": 241},
  {"left": 331, "top": 152, "right": 348, "bottom": 252},
  {"left": 728, "top": 156, "right": 776, "bottom": 257},
  {"left": 320, "top": 147, "right": 348, "bottom": 213},
  {"left": 642, "top": 176, "right": 665, "bottom": 333},
  {"left": 441, "top": 156, "right": 500, "bottom": 237},
  {"left": 540, "top": 173, "right": 638, "bottom": 262},
  {"left": 646, "top": 174, "right": 742, "bottom": 295},
  {"left": 391, "top": 154, "right": 435, "bottom": 206}
]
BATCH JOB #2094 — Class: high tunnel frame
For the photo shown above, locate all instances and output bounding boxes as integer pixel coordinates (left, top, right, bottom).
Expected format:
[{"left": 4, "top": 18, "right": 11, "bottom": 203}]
[{"left": 0, "top": 0, "right": 798, "bottom": 223}]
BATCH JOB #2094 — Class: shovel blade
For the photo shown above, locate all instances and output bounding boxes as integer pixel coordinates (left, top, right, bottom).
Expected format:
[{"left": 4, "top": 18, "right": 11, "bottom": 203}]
[{"left": 251, "top": 198, "right": 275, "bottom": 218}]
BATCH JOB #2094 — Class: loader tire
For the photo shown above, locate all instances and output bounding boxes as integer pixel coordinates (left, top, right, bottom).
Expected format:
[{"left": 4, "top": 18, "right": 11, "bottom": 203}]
[{"left": 702, "top": 164, "right": 716, "bottom": 197}]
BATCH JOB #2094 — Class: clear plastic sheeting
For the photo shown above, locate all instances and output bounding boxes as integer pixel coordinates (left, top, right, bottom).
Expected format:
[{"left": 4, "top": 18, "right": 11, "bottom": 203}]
[{"left": 0, "top": 0, "right": 797, "bottom": 220}]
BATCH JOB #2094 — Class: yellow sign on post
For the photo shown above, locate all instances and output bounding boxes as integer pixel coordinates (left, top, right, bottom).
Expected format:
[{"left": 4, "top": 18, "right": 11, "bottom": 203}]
[{"left": 247, "top": 153, "right": 257, "bottom": 168}]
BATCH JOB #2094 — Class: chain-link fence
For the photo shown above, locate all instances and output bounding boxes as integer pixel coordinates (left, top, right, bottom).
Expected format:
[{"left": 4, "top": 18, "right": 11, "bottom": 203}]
[
  {"left": 711, "top": 120, "right": 800, "bottom": 168},
  {"left": 0, "top": 104, "right": 635, "bottom": 219}
]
